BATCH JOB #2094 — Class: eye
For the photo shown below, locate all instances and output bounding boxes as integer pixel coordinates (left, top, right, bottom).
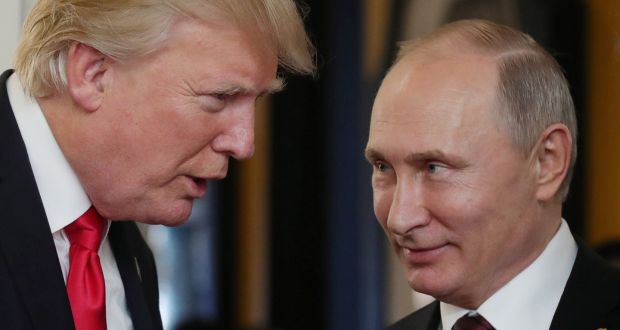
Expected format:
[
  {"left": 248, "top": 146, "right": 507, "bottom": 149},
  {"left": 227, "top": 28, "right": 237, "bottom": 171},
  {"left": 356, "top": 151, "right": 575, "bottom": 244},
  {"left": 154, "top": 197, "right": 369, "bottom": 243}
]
[
  {"left": 374, "top": 161, "right": 391, "bottom": 173},
  {"left": 199, "top": 94, "right": 231, "bottom": 112},
  {"left": 213, "top": 93, "right": 230, "bottom": 101},
  {"left": 427, "top": 163, "right": 445, "bottom": 174}
]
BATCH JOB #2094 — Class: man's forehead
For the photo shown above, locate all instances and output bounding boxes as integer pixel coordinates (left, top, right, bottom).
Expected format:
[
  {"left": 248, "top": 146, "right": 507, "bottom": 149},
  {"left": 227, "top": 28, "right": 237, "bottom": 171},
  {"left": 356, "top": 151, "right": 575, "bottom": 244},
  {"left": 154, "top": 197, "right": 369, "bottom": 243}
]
[
  {"left": 368, "top": 55, "right": 504, "bottom": 159},
  {"left": 376, "top": 54, "right": 498, "bottom": 115},
  {"left": 372, "top": 88, "right": 488, "bottom": 135}
]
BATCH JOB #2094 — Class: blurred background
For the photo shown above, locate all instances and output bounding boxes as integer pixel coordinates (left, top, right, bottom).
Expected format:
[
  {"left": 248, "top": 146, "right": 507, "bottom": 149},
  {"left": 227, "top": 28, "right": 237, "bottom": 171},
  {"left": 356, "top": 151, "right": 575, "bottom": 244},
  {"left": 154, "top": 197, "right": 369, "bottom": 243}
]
[{"left": 3, "top": 0, "right": 620, "bottom": 329}]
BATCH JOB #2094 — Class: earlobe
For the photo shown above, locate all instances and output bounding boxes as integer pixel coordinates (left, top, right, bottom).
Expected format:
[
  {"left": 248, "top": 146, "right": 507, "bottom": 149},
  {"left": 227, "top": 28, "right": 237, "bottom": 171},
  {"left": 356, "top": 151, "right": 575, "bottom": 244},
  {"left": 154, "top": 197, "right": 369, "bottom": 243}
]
[
  {"left": 66, "top": 42, "right": 108, "bottom": 112},
  {"left": 534, "top": 124, "right": 572, "bottom": 201}
]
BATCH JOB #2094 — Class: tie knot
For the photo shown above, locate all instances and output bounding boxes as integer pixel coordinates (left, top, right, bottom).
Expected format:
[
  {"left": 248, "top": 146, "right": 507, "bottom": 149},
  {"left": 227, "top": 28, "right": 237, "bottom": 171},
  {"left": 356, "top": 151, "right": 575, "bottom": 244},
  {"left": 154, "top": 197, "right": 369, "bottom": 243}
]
[
  {"left": 65, "top": 206, "right": 106, "bottom": 251},
  {"left": 452, "top": 313, "right": 495, "bottom": 330}
]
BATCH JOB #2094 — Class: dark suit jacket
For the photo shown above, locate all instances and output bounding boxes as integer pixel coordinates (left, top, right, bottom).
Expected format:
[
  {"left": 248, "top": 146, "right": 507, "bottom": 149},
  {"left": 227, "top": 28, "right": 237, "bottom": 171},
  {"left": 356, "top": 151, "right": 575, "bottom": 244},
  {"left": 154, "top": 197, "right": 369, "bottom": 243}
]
[
  {"left": 0, "top": 70, "right": 163, "bottom": 330},
  {"left": 388, "top": 241, "right": 620, "bottom": 330}
]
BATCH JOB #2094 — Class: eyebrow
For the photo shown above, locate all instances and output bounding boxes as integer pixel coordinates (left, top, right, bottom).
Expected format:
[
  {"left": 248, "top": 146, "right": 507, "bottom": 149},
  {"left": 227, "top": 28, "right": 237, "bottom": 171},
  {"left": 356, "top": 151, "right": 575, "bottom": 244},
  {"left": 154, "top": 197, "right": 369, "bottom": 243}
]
[
  {"left": 364, "top": 148, "right": 468, "bottom": 167},
  {"left": 364, "top": 147, "right": 383, "bottom": 162},
  {"left": 404, "top": 150, "right": 450, "bottom": 163},
  {"left": 266, "top": 78, "right": 284, "bottom": 94},
  {"left": 214, "top": 78, "right": 284, "bottom": 97}
]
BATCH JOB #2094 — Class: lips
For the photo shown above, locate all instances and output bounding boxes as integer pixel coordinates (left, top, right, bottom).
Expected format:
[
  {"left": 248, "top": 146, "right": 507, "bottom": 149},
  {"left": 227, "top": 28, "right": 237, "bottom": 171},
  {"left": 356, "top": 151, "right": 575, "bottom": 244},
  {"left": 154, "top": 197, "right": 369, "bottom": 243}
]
[
  {"left": 186, "top": 176, "right": 208, "bottom": 198},
  {"left": 400, "top": 243, "right": 449, "bottom": 264}
]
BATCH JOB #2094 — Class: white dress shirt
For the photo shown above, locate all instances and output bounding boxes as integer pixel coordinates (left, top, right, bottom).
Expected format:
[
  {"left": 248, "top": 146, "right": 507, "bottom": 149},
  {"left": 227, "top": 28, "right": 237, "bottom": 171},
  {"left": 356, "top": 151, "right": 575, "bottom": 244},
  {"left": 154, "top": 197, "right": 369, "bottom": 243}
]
[
  {"left": 440, "top": 219, "right": 578, "bottom": 330},
  {"left": 7, "top": 74, "right": 133, "bottom": 330}
]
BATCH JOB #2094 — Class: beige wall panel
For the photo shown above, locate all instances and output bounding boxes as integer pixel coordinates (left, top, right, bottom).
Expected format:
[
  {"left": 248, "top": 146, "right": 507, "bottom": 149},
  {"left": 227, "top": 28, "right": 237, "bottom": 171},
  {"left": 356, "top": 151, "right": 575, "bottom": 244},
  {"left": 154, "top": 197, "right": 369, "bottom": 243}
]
[{"left": 0, "top": 2, "right": 24, "bottom": 70}]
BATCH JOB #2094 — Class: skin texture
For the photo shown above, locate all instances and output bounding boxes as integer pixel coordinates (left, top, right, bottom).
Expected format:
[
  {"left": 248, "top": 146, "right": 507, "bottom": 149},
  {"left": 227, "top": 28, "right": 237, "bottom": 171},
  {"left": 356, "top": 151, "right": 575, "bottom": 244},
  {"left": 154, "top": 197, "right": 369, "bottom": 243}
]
[
  {"left": 40, "top": 17, "right": 279, "bottom": 226},
  {"left": 365, "top": 52, "right": 565, "bottom": 309}
]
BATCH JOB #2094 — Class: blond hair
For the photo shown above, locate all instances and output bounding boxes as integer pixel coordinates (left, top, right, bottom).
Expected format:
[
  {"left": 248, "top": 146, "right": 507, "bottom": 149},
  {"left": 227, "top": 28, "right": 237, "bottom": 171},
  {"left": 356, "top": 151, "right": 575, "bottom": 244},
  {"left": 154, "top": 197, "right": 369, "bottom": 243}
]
[
  {"left": 394, "top": 19, "right": 577, "bottom": 201},
  {"left": 14, "top": 0, "right": 315, "bottom": 97}
]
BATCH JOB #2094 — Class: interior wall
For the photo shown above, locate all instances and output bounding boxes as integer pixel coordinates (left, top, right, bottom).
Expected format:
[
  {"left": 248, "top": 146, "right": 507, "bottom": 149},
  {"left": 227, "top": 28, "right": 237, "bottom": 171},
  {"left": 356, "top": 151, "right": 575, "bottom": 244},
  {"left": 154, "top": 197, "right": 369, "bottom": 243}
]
[{"left": 0, "top": 1, "right": 30, "bottom": 71}]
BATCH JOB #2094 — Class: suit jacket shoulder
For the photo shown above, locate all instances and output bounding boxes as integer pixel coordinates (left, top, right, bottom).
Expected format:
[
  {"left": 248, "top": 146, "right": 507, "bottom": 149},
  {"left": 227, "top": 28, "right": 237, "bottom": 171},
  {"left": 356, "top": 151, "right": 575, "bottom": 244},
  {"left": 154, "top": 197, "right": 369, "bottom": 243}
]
[
  {"left": 0, "top": 69, "right": 163, "bottom": 329},
  {"left": 387, "top": 301, "right": 440, "bottom": 330},
  {"left": 0, "top": 69, "right": 76, "bottom": 329},
  {"left": 550, "top": 240, "right": 620, "bottom": 330}
]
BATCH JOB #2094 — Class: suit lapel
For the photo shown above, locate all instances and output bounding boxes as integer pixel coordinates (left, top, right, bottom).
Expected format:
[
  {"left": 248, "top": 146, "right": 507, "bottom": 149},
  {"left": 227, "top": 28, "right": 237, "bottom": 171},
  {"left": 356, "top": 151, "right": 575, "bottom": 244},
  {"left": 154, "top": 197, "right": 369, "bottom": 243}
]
[
  {"left": 388, "top": 301, "right": 440, "bottom": 330},
  {"left": 423, "top": 302, "right": 441, "bottom": 330},
  {"left": 108, "top": 222, "right": 158, "bottom": 330},
  {"left": 0, "top": 70, "right": 75, "bottom": 329},
  {"left": 421, "top": 302, "right": 441, "bottom": 330}
]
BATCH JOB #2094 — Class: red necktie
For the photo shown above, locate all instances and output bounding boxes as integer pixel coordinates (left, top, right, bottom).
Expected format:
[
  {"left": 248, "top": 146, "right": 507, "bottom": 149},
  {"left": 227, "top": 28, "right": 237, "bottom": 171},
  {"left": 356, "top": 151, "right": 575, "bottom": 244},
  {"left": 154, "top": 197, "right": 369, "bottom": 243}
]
[
  {"left": 452, "top": 313, "right": 495, "bottom": 330},
  {"left": 65, "top": 206, "right": 107, "bottom": 330}
]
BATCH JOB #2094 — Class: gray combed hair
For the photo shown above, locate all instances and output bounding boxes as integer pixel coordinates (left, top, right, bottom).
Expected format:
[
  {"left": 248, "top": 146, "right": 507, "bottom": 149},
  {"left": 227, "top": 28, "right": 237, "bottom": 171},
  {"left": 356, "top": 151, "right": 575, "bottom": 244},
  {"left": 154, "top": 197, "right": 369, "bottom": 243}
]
[{"left": 396, "top": 19, "right": 577, "bottom": 201}]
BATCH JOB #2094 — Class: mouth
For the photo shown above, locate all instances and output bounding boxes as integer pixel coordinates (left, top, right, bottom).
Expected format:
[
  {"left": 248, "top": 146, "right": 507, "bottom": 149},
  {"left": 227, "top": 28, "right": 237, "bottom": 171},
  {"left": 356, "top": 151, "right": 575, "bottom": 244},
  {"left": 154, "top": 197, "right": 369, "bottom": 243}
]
[
  {"left": 186, "top": 176, "right": 208, "bottom": 198},
  {"left": 400, "top": 244, "right": 449, "bottom": 265}
]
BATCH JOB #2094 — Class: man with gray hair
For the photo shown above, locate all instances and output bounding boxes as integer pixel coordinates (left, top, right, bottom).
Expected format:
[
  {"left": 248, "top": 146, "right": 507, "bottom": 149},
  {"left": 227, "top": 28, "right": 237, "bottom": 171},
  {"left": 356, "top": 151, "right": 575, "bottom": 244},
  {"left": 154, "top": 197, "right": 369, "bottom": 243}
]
[
  {"left": 0, "top": 1, "right": 314, "bottom": 329},
  {"left": 365, "top": 19, "right": 620, "bottom": 329}
]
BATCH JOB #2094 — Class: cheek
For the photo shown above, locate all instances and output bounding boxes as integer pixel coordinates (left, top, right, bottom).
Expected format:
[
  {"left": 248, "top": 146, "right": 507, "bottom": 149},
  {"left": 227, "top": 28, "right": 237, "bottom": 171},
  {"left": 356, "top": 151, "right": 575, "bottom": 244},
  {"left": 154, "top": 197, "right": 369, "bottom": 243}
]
[
  {"left": 372, "top": 186, "right": 393, "bottom": 228},
  {"left": 423, "top": 186, "right": 497, "bottom": 249},
  {"left": 443, "top": 196, "right": 508, "bottom": 266}
]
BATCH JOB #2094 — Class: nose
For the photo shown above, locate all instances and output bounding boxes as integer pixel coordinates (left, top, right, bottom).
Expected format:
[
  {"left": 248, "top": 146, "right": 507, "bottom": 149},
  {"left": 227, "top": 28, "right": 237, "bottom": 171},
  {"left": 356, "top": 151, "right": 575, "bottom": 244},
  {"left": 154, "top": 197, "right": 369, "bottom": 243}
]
[
  {"left": 212, "top": 106, "right": 255, "bottom": 160},
  {"left": 386, "top": 181, "right": 431, "bottom": 235}
]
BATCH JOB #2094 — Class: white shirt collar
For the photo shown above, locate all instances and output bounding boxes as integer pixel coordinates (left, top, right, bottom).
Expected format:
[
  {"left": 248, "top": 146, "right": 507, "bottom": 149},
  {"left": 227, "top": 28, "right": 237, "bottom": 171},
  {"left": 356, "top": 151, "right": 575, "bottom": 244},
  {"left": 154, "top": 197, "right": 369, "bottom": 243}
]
[
  {"left": 440, "top": 219, "right": 577, "bottom": 330},
  {"left": 7, "top": 74, "right": 93, "bottom": 233}
]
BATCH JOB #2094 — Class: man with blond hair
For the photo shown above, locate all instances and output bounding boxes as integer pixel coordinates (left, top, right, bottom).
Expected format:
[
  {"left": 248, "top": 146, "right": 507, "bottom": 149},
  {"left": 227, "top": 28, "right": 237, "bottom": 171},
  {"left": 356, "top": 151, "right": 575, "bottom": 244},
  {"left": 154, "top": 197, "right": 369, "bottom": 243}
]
[
  {"left": 366, "top": 19, "right": 620, "bottom": 329},
  {"left": 0, "top": 1, "right": 314, "bottom": 329}
]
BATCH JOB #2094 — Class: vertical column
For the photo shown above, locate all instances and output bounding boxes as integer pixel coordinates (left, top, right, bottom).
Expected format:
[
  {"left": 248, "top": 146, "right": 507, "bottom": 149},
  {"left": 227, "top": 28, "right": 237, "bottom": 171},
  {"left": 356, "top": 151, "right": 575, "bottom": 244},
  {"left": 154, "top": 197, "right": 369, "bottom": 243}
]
[
  {"left": 586, "top": 0, "right": 620, "bottom": 244},
  {"left": 236, "top": 97, "right": 271, "bottom": 327},
  {"left": 326, "top": 1, "right": 383, "bottom": 330}
]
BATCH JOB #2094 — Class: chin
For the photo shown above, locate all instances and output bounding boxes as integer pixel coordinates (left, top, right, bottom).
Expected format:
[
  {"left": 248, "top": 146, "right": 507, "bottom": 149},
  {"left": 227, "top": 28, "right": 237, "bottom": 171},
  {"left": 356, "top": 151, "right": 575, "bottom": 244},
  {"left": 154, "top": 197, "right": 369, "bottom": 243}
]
[
  {"left": 407, "top": 268, "right": 447, "bottom": 297},
  {"left": 102, "top": 198, "right": 194, "bottom": 226},
  {"left": 89, "top": 180, "right": 202, "bottom": 223},
  {"left": 158, "top": 214, "right": 192, "bottom": 227},
  {"left": 143, "top": 203, "right": 194, "bottom": 226}
]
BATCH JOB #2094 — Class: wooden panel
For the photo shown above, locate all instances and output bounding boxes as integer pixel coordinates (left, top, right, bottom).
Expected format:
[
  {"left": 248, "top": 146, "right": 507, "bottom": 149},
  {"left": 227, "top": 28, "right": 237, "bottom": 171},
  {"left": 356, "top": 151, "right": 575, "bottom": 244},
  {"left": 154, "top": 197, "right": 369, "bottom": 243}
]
[
  {"left": 364, "top": 0, "right": 392, "bottom": 78},
  {"left": 236, "top": 97, "right": 271, "bottom": 327},
  {"left": 586, "top": 0, "right": 620, "bottom": 244}
]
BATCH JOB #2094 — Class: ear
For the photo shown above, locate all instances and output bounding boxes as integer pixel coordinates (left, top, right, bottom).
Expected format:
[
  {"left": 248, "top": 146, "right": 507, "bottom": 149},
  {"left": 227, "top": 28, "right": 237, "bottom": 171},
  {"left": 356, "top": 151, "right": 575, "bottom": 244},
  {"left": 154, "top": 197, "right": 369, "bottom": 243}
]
[
  {"left": 66, "top": 42, "right": 109, "bottom": 112},
  {"left": 534, "top": 123, "right": 572, "bottom": 201}
]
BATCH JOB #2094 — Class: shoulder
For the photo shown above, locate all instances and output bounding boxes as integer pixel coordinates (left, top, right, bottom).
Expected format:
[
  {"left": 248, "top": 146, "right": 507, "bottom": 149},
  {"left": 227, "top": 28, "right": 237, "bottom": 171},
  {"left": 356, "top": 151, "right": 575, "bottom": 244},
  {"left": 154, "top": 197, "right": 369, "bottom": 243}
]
[
  {"left": 387, "top": 301, "right": 440, "bottom": 330},
  {"left": 570, "top": 239, "right": 620, "bottom": 296},
  {"left": 551, "top": 240, "right": 620, "bottom": 329}
]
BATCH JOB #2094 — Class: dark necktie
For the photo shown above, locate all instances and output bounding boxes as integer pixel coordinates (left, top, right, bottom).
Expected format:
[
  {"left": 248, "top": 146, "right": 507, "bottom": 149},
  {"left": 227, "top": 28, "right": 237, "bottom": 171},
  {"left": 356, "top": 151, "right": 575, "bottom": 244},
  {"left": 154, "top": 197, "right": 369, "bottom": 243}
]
[
  {"left": 452, "top": 313, "right": 495, "bottom": 330},
  {"left": 65, "top": 206, "right": 107, "bottom": 330}
]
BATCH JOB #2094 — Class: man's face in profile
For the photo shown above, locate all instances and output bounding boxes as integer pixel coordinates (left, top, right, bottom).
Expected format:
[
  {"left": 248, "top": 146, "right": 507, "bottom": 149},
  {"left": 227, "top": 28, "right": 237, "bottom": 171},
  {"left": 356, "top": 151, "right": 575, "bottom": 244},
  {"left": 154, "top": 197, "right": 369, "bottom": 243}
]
[
  {"left": 76, "top": 18, "right": 279, "bottom": 226},
  {"left": 366, "top": 52, "right": 544, "bottom": 307}
]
